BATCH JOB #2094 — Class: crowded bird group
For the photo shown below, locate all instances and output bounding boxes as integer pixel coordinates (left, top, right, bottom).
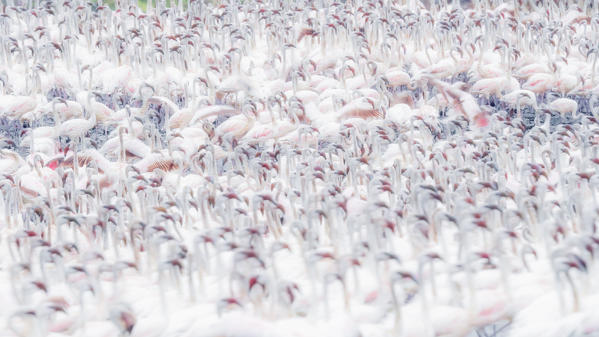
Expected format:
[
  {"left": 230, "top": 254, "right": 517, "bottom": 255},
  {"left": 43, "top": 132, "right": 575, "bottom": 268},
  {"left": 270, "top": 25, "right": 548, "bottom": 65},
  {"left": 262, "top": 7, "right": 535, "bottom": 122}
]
[{"left": 1, "top": 0, "right": 599, "bottom": 336}]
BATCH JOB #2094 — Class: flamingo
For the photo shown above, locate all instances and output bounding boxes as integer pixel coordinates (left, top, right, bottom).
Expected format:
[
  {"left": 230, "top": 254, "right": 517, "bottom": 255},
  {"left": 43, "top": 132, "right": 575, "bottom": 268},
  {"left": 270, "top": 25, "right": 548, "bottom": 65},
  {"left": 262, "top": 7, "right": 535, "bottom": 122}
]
[{"left": 0, "top": 2, "right": 597, "bottom": 337}]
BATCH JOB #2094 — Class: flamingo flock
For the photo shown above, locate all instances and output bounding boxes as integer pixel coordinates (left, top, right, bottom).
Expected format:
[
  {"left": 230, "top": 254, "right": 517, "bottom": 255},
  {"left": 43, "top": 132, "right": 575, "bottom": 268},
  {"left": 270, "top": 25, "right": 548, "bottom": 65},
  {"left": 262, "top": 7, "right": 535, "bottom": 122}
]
[{"left": 1, "top": 0, "right": 599, "bottom": 336}]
